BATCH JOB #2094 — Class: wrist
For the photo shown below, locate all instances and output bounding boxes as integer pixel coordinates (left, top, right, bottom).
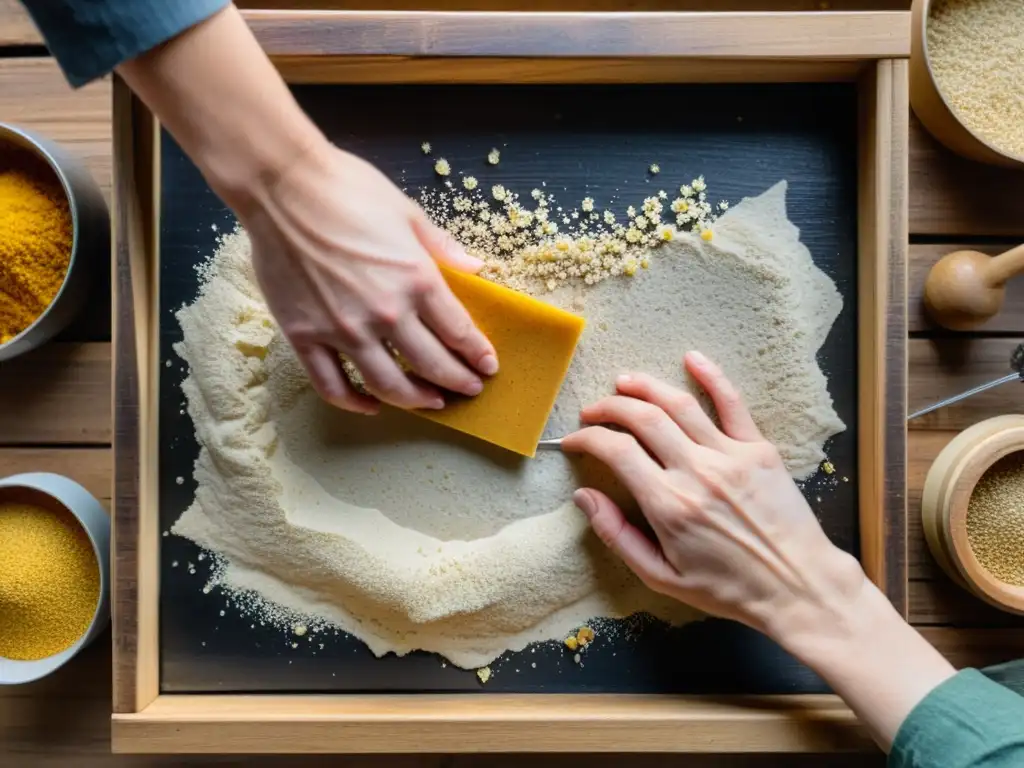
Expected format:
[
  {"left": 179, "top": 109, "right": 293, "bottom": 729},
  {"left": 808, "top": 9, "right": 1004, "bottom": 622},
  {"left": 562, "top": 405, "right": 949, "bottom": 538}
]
[{"left": 202, "top": 111, "right": 326, "bottom": 220}]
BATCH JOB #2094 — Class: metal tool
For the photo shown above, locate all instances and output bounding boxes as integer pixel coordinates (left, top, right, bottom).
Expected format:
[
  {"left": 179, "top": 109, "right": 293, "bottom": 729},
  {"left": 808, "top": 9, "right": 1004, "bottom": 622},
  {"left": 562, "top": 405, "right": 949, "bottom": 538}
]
[
  {"left": 907, "top": 343, "right": 1024, "bottom": 421},
  {"left": 536, "top": 424, "right": 627, "bottom": 451}
]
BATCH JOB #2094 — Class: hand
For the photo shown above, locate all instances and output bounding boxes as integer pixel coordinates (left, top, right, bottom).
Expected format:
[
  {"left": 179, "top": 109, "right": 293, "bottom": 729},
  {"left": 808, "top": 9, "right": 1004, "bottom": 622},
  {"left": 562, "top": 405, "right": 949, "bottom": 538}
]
[
  {"left": 562, "top": 351, "right": 865, "bottom": 638},
  {"left": 564, "top": 352, "right": 956, "bottom": 751},
  {"left": 241, "top": 144, "right": 499, "bottom": 414},
  {"left": 118, "top": 6, "right": 497, "bottom": 416}
]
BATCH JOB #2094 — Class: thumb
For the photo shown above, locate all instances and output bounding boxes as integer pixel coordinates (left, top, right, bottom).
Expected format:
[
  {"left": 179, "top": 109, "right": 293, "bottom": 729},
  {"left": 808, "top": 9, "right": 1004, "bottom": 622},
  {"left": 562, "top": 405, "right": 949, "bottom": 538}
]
[
  {"left": 411, "top": 214, "right": 484, "bottom": 274},
  {"left": 573, "top": 489, "right": 679, "bottom": 592}
]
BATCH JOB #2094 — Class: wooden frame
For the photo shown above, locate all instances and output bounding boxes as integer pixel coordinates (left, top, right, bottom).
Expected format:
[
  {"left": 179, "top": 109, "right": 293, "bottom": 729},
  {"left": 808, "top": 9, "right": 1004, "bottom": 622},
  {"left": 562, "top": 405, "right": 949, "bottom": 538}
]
[{"left": 112, "top": 10, "right": 908, "bottom": 754}]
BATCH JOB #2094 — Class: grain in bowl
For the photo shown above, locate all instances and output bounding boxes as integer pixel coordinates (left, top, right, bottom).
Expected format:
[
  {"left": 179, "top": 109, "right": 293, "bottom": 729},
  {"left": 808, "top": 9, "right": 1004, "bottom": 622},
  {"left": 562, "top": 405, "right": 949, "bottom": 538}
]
[{"left": 927, "top": 0, "right": 1024, "bottom": 160}]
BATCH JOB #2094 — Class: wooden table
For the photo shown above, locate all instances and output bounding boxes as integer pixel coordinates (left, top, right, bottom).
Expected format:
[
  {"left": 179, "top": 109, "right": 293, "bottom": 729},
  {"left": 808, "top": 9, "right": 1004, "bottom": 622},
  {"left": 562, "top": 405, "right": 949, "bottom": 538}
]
[{"left": 2, "top": 1, "right": 1024, "bottom": 765}]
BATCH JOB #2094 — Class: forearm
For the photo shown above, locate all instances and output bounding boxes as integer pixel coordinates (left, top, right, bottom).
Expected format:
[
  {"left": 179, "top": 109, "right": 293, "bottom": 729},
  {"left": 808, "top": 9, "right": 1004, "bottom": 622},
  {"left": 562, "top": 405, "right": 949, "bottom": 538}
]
[
  {"left": 768, "top": 553, "right": 955, "bottom": 751},
  {"left": 116, "top": 5, "right": 324, "bottom": 216}
]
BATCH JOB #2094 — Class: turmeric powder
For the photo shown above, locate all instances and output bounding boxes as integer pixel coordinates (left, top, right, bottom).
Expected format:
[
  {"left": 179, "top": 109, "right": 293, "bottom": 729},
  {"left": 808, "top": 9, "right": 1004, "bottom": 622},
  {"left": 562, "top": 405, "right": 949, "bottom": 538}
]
[{"left": 0, "top": 155, "right": 73, "bottom": 344}]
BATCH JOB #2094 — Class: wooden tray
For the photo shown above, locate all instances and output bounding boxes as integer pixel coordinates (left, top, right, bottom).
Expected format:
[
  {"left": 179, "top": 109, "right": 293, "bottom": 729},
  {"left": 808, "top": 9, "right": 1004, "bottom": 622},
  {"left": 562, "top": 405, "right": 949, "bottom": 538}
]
[{"left": 112, "top": 10, "right": 909, "bottom": 754}]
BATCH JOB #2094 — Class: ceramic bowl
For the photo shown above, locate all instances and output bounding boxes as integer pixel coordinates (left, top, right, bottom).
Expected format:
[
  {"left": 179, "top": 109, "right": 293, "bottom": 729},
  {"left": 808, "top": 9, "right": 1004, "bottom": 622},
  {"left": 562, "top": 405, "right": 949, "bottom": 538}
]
[{"left": 0, "top": 473, "right": 110, "bottom": 684}]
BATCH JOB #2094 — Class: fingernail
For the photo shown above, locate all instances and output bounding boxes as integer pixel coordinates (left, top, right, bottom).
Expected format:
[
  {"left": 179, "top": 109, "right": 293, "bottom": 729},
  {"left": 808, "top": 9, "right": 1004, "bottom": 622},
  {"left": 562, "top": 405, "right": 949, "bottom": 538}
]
[
  {"left": 479, "top": 354, "right": 499, "bottom": 376},
  {"left": 688, "top": 350, "right": 707, "bottom": 366},
  {"left": 573, "top": 489, "right": 596, "bottom": 518},
  {"left": 465, "top": 378, "right": 484, "bottom": 396},
  {"left": 428, "top": 397, "right": 445, "bottom": 410},
  {"left": 616, "top": 374, "right": 632, "bottom": 387}
]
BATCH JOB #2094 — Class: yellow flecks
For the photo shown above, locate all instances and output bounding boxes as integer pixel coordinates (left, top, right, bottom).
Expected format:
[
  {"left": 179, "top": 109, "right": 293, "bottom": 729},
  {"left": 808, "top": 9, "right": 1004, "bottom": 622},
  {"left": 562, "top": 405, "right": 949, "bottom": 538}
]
[
  {"left": 477, "top": 666, "right": 492, "bottom": 683},
  {"left": 434, "top": 158, "right": 451, "bottom": 176}
]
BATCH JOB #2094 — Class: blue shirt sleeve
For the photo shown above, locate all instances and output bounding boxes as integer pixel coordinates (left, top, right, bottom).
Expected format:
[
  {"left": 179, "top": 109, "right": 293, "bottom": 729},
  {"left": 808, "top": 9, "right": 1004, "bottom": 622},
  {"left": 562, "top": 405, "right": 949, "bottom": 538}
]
[
  {"left": 890, "top": 669, "right": 1024, "bottom": 768},
  {"left": 19, "top": 0, "right": 230, "bottom": 87}
]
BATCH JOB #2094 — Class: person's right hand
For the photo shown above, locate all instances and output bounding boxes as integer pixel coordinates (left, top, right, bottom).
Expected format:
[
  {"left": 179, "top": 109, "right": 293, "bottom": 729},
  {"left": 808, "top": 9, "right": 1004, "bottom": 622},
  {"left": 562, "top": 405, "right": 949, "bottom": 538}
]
[
  {"left": 561, "top": 351, "right": 866, "bottom": 640},
  {"left": 240, "top": 142, "right": 499, "bottom": 415},
  {"left": 565, "top": 352, "right": 959, "bottom": 751}
]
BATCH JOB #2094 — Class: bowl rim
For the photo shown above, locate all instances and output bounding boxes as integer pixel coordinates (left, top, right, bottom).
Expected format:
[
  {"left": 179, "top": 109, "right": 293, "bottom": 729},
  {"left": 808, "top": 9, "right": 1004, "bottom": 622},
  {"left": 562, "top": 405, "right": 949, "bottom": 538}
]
[
  {"left": 0, "top": 475, "right": 110, "bottom": 684},
  {"left": 0, "top": 122, "right": 83, "bottom": 350},
  {"left": 945, "top": 425, "right": 1024, "bottom": 614},
  {"left": 914, "top": 0, "right": 1024, "bottom": 166}
]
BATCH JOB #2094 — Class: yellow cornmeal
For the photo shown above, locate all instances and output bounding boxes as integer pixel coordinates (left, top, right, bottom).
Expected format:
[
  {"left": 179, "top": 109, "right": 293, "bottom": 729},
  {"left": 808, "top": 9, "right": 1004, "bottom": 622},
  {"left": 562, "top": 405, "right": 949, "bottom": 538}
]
[{"left": 0, "top": 502, "right": 100, "bottom": 660}]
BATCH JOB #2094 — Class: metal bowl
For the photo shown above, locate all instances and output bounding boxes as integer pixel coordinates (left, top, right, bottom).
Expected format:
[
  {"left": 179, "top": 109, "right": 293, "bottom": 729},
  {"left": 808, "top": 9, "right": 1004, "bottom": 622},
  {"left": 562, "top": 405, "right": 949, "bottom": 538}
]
[
  {"left": 0, "top": 473, "right": 110, "bottom": 685},
  {"left": 0, "top": 124, "right": 109, "bottom": 362}
]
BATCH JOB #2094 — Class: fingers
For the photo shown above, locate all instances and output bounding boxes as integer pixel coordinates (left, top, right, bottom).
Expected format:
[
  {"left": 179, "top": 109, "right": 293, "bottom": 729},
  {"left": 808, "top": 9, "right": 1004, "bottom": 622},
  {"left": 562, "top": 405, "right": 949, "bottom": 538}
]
[
  {"left": 615, "top": 373, "right": 725, "bottom": 450},
  {"left": 389, "top": 317, "right": 484, "bottom": 397},
  {"left": 573, "top": 488, "right": 679, "bottom": 591},
  {"left": 684, "top": 351, "right": 762, "bottom": 442},
  {"left": 299, "top": 345, "right": 379, "bottom": 415},
  {"left": 348, "top": 343, "right": 445, "bottom": 411},
  {"left": 418, "top": 280, "right": 499, "bottom": 377},
  {"left": 561, "top": 426, "right": 665, "bottom": 507},
  {"left": 412, "top": 214, "right": 484, "bottom": 273},
  {"left": 580, "top": 395, "right": 692, "bottom": 468}
]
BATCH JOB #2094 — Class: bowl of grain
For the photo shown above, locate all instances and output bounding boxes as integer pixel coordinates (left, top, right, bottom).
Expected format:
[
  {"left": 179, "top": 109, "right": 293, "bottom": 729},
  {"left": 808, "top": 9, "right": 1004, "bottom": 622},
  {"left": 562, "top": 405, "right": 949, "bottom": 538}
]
[
  {"left": 0, "top": 473, "right": 110, "bottom": 685},
  {"left": 0, "top": 123, "right": 109, "bottom": 362},
  {"left": 922, "top": 415, "right": 1024, "bottom": 615},
  {"left": 910, "top": 0, "right": 1024, "bottom": 168}
]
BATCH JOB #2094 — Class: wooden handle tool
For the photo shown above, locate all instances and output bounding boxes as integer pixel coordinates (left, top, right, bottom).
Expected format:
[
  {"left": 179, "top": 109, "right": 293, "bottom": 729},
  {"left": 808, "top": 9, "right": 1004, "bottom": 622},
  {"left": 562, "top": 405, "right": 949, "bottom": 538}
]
[{"left": 924, "top": 244, "right": 1024, "bottom": 331}]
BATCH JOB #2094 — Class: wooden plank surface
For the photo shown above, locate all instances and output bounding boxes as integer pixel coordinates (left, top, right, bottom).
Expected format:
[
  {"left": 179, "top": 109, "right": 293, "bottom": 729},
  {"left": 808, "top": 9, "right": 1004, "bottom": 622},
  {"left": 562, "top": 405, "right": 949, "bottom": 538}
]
[
  {"left": 0, "top": 447, "right": 110, "bottom": 507},
  {"left": 908, "top": 116, "right": 1024, "bottom": 238},
  {"left": 0, "top": 0, "right": 915, "bottom": 49},
  {"left": 0, "top": 58, "right": 112, "bottom": 201},
  {"left": 0, "top": 0, "right": 38, "bottom": 46},
  {"left": 0, "top": 343, "right": 111, "bottom": 444},
  {"left": 244, "top": 10, "right": 910, "bottom": 59}
]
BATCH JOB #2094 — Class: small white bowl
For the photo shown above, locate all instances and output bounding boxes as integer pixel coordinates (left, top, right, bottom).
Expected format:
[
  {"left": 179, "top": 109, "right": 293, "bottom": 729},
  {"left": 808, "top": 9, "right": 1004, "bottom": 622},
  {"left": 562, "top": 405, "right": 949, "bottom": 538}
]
[{"left": 0, "top": 473, "right": 110, "bottom": 685}]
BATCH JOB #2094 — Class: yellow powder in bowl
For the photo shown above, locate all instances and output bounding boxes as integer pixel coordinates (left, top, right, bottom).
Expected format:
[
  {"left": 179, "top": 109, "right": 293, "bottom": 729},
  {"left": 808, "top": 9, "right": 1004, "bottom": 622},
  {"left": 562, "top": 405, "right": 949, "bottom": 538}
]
[
  {"left": 927, "top": 0, "right": 1024, "bottom": 159},
  {"left": 0, "top": 502, "right": 100, "bottom": 660},
  {"left": 966, "top": 453, "right": 1024, "bottom": 587}
]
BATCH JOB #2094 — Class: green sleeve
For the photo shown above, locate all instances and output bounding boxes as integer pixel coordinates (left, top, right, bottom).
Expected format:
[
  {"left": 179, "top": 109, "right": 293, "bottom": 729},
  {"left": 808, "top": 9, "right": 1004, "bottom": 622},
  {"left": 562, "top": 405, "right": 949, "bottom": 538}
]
[{"left": 890, "top": 668, "right": 1024, "bottom": 768}]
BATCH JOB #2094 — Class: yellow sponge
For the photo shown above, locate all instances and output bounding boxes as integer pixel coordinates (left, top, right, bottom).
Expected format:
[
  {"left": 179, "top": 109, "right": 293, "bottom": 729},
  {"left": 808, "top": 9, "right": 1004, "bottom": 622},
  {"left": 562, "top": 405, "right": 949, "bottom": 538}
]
[{"left": 416, "top": 267, "right": 585, "bottom": 457}]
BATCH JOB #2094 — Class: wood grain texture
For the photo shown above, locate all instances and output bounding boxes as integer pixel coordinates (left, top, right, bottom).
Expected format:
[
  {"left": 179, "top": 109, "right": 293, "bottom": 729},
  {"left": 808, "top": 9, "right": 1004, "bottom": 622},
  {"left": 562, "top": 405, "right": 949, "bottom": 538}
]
[
  {"left": 0, "top": 343, "right": 111, "bottom": 444},
  {"left": 0, "top": 59, "right": 111, "bottom": 201},
  {"left": 113, "top": 694, "right": 869, "bottom": 754},
  {"left": 856, "top": 59, "right": 908, "bottom": 617},
  {"left": 244, "top": 10, "right": 910, "bottom": 59},
  {"left": 276, "top": 56, "right": 866, "bottom": 84},
  {"left": 909, "top": 116, "right": 1024, "bottom": 238},
  {"left": 0, "top": 0, "right": 39, "bottom": 46},
  {"left": 0, "top": 447, "right": 110, "bottom": 506},
  {"left": 0, "top": 0, "right": 918, "bottom": 49},
  {"left": 909, "top": 244, "right": 1024, "bottom": 333},
  {"left": 111, "top": 78, "right": 160, "bottom": 716}
]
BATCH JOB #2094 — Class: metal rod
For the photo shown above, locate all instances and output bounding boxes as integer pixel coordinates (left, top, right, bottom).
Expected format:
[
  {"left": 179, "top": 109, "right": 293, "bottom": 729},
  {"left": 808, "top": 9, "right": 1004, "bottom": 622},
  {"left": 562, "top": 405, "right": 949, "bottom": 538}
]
[{"left": 907, "top": 372, "right": 1022, "bottom": 421}]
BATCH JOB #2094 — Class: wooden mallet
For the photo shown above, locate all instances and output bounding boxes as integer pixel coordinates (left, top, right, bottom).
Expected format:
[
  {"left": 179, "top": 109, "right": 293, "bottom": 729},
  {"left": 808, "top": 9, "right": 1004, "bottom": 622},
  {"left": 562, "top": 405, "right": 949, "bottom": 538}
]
[{"left": 924, "top": 244, "right": 1024, "bottom": 331}]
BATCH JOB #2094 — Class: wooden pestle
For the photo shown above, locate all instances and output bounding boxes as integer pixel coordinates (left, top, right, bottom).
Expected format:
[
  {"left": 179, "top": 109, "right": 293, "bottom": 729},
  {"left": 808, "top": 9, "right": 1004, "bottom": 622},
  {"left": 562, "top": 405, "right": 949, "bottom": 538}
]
[{"left": 924, "top": 244, "right": 1024, "bottom": 330}]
